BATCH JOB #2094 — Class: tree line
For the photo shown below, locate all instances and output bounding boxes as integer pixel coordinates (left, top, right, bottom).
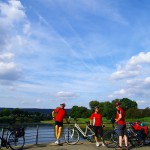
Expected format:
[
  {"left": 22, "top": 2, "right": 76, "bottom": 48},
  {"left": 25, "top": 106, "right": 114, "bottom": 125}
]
[
  {"left": 0, "top": 108, "right": 51, "bottom": 123},
  {"left": 69, "top": 98, "right": 150, "bottom": 120}
]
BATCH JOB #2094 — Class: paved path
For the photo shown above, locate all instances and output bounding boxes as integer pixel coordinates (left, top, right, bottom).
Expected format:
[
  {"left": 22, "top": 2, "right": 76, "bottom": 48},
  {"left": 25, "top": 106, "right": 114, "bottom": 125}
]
[{"left": 23, "top": 142, "right": 150, "bottom": 150}]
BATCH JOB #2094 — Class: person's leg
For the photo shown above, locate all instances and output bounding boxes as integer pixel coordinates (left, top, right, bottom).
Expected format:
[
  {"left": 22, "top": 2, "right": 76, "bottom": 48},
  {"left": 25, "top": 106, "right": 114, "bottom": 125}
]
[
  {"left": 124, "top": 135, "right": 128, "bottom": 147},
  {"left": 93, "top": 126, "right": 99, "bottom": 146},
  {"left": 99, "top": 126, "right": 105, "bottom": 146},
  {"left": 119, "top": 135, "right": 123, "bottom": 147},
  {"left": 95, "top": 136, "right": 98, "bottom": 142},
  {"left": 55, "top": 125, "right": 59, "bottom": 139},
  {"left": 116, "top": 125, "right": 123, "bottom": 149},
  {"left": 57, "top": 126, "right": 62, "bottom": 141},
  {"left": 123, "top": 125, "right": 128, "bottom": 147}
]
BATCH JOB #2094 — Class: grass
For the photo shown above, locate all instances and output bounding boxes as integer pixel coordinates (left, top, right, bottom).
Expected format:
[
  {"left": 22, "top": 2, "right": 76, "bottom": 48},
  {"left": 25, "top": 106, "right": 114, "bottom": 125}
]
[{"left": 41, "top": 117, "right": 150, "bottom": 125}]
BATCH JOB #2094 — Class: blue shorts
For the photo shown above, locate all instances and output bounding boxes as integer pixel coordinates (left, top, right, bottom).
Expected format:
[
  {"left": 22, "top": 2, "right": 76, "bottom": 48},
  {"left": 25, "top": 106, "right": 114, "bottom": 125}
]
[{"left": 117, "top": 124, "right": 127, "bottom": 136}]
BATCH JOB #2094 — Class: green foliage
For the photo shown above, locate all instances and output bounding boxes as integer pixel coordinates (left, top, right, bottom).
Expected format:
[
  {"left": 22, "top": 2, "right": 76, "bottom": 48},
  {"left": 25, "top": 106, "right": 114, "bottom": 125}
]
[
  {"left": 0, "top": 108, "right": 51, "bottom": 123},
  {"left": 0, "top": 108, "right": 11, "bottom": 116},
  {"left": 89, "top": 100, "right": 100, "bottom": 110},
  {"left": 126, "top": 108, "right": 142, "bottom": 119},
  {"left": 142, "top": 107, "right": 150, "bottom": 117},
  {"left": 69, "top": 105, "right": 91, "bottom": 118}
]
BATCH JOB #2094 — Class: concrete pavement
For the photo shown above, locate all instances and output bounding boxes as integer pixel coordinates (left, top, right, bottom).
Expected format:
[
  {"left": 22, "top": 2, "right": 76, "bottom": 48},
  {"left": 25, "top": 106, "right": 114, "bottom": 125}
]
[{"left": 23, "top": 142, "right": 150, "bottom": 150}]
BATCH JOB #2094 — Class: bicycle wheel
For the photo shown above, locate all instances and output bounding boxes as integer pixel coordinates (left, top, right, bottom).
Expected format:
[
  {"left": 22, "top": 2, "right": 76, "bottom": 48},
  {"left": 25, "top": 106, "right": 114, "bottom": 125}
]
[
  {"left": 8, "top": 131, "right": 25, "bottom": 150},
  {"left": 129, "top": 137, "right": 144, "bottom": 147},
  {"left": 103, "top": 130, "right": 118, "bottom": 148},
  {"left": 65, "top": 128, "right": 79, "bottom": 145}
]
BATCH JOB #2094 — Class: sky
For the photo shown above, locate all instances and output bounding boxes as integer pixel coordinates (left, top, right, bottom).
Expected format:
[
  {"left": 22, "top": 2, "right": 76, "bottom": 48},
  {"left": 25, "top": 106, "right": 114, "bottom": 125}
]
[{"left": 0, "top": 0, "right": 150, "bottom": 109}]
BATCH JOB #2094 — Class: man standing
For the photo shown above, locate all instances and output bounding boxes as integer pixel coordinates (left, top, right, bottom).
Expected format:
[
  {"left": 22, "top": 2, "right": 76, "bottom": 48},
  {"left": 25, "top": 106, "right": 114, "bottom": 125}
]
[
  {"left": 90, "top": 106, "right": 105, "bottom": 147},
  {"left": 52, "top": 103, "right": 69, "bottom": 144},
  {"left": 115, "top": 102, "right": 128, "bottom": 150}
]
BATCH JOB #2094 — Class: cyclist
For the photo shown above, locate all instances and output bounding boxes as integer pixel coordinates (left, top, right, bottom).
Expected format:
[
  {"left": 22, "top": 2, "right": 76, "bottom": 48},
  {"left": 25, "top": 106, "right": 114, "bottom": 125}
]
[
  {"left": 52, "top": 103, "right": 69, "bottom": 144},
  {"left": 115, "top": 102, "right": 128, "bottom": 150},
  {"left": 89, "top": 106, "right": 105, "bottom": 147}
]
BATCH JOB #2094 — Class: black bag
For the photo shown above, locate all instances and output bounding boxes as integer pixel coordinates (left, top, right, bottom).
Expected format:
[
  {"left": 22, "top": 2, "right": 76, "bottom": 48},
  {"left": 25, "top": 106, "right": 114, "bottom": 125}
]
[{"left": 15, "top": 128, "right": 25, "bottom": 137}]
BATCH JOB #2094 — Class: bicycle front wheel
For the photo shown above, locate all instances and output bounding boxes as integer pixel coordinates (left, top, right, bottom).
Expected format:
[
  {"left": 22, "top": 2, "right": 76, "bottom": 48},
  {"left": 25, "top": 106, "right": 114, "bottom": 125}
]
[
  {"left": 8, "top": 131, "right": 25, "bottom": 150},
  {"left": 65, "top": 128, "right": 79, "bottom": 145},
  {"left": 103, "top": 130, "right": 118, "bottom": 148}
]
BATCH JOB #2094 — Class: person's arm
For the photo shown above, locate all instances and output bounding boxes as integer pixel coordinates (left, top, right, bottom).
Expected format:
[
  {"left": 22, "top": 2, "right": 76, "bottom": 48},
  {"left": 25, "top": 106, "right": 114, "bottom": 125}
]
[
  {"left": 90, "top": 114, "right": 93, "bottom": 126},
  {"left": 52, "top": 110, "right": 55, "bottom": 120},
  {"left": 64, "top": 112, "right": 69, "bottom": 124},
  {"left": 115, "top": 111, "right": 122, "bottom": 122}
]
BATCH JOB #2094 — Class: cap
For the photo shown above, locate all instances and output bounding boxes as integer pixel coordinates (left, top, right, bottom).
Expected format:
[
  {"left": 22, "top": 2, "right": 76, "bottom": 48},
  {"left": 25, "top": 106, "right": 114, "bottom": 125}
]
[
  {"left": 60, "top": 103, "right": 66, "bottom": 107},
  {"left": 115, "top": 102, "right": 121, "bottom": 106},
  {"left": 94, "top": 106, "right": 99, "bottom": 109}
]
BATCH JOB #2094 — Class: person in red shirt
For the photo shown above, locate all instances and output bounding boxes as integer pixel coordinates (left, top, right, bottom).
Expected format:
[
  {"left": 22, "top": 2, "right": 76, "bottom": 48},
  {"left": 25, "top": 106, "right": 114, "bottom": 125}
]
[
  {"left": 115, "top": 102, "right": 128, "bottom": 150},
  {"left": 52, "top": 103, "right": 69, "bottom": 144},
  {"left": 90, "top": 106, "right": 104, "bottom": 147}
]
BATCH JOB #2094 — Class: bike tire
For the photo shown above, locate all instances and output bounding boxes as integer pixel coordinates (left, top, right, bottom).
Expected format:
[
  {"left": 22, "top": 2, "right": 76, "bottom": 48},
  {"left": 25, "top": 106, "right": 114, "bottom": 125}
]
[
  {"left": 103, "top": 130, "right": 118, "bottom": 148},
  {"left": 8, "top": 131, "right": 25, "bottom": 150},
  {"left": 129, "top": 137, "right": 144, "bottom": 147},
  {"left": 64, "top": 129, "right": 79, "bottom": 145}
]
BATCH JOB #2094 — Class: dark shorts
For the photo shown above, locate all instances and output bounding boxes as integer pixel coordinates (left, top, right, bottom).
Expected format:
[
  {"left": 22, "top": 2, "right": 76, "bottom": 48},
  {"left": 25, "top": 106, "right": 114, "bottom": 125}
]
[
  {"left": 93, "top": 126, "right": 103, "bottom": 137},
  {"left": 117, "top": 124, "right": 127, "bottom": 136},
  {"left": 55, "top": 121, "right": 63, "bottom": 127}
]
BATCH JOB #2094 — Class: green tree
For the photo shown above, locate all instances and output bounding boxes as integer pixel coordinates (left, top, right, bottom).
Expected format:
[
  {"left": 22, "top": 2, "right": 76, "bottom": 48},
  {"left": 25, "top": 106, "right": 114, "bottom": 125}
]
[
  {"left": 1, "top": 108, "right": 11, "bottom": 116},
  {"left": 103, "top": 101, "right": 115, "bottom": 119},
  {"left": 89, "top": 100, "right": 100, "bottom": 110},
  {"left": 69, "top": 106, "right": 79, "bottom": 118},
  {"left": 142, "top": 107, "right": 150, "bottom": 117},
  {"left": 126, "top": 108, "right": 142, "bottom": 119}
]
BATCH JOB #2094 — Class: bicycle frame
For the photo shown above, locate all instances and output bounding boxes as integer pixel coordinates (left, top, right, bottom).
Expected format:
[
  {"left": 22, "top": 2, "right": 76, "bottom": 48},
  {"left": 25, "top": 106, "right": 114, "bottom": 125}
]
[{"left": 74, "top": 123, "right": 95, "bottom": 137}]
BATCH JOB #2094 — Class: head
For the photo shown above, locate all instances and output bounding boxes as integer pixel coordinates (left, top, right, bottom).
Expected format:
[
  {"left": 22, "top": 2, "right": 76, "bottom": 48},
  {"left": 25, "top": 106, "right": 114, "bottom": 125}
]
[
  {"left": 140, "top": 123, "right": 145, "bottom": 126},
  {"left": 94, "top": 106, "right": 99, "bottom": 113},
  {"left": 60, "top": 103, "right": 66, "bottom": 108},
  {"left": 115, "top": 102, "right": 121, "bottom": 110}
]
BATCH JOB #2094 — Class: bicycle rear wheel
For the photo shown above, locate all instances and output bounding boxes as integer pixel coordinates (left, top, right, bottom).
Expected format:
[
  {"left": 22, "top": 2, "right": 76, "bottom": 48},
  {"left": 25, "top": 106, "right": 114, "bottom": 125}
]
[
  {"left": 103, "top": 130, "right": 118, "bottom": 148},
  {"left": 8, "top": 131, "right": 25, "bottom": 150},
  {"left": 65, "top": 128, "right": 79, "bottom": 145},
  {"left": 129, "top": 137, "right": 144, "bottom": 147}
]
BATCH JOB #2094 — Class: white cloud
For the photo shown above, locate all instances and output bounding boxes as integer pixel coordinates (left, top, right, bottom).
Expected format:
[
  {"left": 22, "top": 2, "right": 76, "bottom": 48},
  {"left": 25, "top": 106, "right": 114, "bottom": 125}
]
[
  {"left": 56, "top": 91, "right": 79, "bottom": 99},
  {"left": 0, "top": 53, "right": 14, "bottom": 60},
  {"left": 111, "top": 52, "right": 150, "bottom": 80},
  {"left": 0, "top": 62, "right": 22, "bottom": 81},
  {"left": 129, "top": 52, "right": 150, "bottom": 65},
  {"left": 0, "top": 0, "right": 26, "bottom": 26},
  {"left": 0, "top": 0, "right": 28, "bottom": 52},
  {"left": 109, "top": 52, "right": 150, "bottom": 107}
]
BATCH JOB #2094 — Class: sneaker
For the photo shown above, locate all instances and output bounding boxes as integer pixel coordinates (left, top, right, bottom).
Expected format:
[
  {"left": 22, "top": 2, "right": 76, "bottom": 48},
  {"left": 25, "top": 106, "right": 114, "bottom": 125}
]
[
  {"left": 101, "top": 142, "right": 105, "bottom": 146},
  {"left": 96, "top": 142, "right": 100, "bottom": 147},
  {"left": 123, "top": 146, "right": 129, "bottom": 150},
  {"left": 54, "top": 140, "right": 58, "bottom": 144},
  {"left": 115, "top": 146, "right": 122, "bottom": 150},
  {"left": 58, "top": 139, "right": 60, "bottom": 144}
]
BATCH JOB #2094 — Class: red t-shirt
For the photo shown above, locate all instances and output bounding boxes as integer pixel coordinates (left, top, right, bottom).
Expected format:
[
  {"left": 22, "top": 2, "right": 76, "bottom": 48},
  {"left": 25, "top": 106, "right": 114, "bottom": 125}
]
[
  {"left": 90, "top": 113, "right": 102, "bottom": 126},
  {"left": 116, "top": 107, "right": 126, "bottom": 125},
  {"left": 54, "top": 107, "right": 67, "bottom": 122}
]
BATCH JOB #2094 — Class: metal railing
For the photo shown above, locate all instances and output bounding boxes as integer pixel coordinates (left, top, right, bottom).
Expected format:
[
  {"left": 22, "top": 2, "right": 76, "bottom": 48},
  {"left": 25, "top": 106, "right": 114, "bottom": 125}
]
[{"left": 0, "top": 122, "right": 150, "bottom": 145}]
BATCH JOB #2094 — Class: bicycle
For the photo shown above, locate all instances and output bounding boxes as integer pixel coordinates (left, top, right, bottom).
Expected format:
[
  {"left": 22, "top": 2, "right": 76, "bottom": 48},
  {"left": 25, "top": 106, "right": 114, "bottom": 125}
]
[
  {"left": 0, "top": 127, "right": 25, "bottom": 150},
  {"left": 64, "top": 122, "right": 95, "bottom": 145},
  {"left": 103, "top": 122, "right": 147, "bottom": 148}
]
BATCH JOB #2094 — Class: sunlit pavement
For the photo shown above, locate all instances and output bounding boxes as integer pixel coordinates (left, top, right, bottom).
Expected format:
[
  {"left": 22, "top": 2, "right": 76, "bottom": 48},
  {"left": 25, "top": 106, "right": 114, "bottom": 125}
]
[{"left": 23, "top": 142, "right": 150, "bottom": 150}]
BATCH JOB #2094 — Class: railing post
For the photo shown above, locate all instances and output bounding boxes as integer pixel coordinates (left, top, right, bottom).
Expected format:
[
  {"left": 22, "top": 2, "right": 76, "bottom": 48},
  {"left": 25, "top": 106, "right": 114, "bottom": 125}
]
[{"left": 36, "top": 125, "right": 39, "bottom": 144}]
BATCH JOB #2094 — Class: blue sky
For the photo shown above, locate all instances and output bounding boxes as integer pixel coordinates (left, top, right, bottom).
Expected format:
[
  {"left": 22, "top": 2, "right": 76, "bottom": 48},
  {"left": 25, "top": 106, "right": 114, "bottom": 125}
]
[{"left": 0, "top": 0, "right": 150, "bottom": 109}]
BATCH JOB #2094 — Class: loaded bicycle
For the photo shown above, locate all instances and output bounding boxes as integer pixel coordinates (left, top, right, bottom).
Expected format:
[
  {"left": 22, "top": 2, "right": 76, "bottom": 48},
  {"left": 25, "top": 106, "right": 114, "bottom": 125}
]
[
  {"left": 103, "top": 120, "right": 150, "bottom": 148},
  {"left": 0, "top": 127, "right": 25, "bottom": 150},
  {"left": 64, "top": 122, "right": 95, "bottom": 144}
]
